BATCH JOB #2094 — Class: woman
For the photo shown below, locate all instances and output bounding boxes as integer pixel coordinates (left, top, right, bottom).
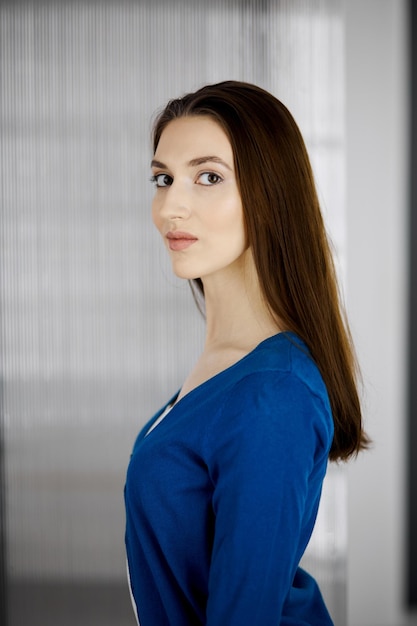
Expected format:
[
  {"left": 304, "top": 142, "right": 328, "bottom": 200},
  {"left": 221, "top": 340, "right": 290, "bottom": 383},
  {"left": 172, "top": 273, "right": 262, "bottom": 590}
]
[{"left": 125, "top": 80, "right": 368, "bottom": 626}]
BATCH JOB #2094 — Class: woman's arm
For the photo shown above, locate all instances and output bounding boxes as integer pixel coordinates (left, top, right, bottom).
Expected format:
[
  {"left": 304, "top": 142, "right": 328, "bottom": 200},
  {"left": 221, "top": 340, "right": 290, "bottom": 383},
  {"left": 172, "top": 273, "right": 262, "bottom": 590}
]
[{"left": 204, "top": 371, "right": 333, "bottom": 625}]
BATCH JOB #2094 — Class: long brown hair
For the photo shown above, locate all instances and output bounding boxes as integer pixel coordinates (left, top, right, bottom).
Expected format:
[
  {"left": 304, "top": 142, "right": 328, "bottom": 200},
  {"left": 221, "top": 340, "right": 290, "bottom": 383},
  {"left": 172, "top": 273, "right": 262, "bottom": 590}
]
[{"left": 152, "top": 80, "right": 369, "bottom": 462}]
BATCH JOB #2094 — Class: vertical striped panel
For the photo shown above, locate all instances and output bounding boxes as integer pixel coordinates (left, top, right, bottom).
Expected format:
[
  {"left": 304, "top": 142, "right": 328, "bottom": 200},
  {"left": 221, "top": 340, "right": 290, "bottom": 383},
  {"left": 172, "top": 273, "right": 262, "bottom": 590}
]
[{"left": 0, "top": 0, "right": 345, "bottom": 623}]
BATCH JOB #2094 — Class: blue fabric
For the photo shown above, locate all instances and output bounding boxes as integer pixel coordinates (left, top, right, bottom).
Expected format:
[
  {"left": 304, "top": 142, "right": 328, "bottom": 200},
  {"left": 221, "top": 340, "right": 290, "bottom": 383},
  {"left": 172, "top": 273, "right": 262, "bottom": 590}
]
[{"left": 125, "top": 332, "right": 335, "bottom": 625}]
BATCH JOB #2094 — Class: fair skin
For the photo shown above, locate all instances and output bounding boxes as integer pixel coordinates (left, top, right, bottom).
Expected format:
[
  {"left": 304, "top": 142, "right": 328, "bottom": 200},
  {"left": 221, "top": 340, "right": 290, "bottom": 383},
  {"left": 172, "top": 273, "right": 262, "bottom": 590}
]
[{"left": 151, "top": 116, "right": 282, "bottom": 401}]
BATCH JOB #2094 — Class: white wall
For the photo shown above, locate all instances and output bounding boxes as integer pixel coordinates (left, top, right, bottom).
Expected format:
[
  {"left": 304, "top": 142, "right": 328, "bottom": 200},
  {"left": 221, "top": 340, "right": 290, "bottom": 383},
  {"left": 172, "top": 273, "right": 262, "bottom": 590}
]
[{"left": 346, "top": 1, "right": 410, "bottom": 625}]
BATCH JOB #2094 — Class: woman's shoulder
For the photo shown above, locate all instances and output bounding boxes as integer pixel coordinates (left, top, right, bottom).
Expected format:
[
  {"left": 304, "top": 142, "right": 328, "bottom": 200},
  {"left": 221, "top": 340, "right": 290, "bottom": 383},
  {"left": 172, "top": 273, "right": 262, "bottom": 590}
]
[
  {"left": 203, "top": 332, "right": 334, "bottom": 463},
  {"left": 236, "top": 331, "right": 328, "bottom": 399},
  {"left": 219, "top": 332, "right": 333, "bottom": 438}
]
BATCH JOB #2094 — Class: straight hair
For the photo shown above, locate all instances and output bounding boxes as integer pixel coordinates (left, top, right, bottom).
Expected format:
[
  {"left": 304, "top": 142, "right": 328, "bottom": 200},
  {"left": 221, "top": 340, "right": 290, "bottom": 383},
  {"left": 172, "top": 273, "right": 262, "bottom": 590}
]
[{"left": 152, "top": 80, "right": 369, "bottom": 462}]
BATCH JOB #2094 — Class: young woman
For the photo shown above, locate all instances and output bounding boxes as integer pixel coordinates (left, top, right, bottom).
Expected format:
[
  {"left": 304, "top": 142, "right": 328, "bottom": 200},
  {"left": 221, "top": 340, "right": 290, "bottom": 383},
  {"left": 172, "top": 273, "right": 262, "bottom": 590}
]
[{"left": 124, "top": 80, "right": 368, "bottom": 626}]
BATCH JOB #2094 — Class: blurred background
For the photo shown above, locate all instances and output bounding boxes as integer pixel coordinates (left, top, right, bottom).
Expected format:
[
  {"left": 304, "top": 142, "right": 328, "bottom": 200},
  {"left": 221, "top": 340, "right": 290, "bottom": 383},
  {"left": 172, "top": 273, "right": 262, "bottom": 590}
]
[{"left": 0, "top": 0, "right": 414, "bottom": 625}]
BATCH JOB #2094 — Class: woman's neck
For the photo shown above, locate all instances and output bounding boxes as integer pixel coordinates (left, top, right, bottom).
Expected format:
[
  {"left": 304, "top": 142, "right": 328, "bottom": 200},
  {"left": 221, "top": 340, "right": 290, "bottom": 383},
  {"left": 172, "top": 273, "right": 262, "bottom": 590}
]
[
  {"left": 175, "top": 251, "right": 283, "bottom": 403},
  {"left": 201, "top": 250, "right": 282, "bottom": 353}
]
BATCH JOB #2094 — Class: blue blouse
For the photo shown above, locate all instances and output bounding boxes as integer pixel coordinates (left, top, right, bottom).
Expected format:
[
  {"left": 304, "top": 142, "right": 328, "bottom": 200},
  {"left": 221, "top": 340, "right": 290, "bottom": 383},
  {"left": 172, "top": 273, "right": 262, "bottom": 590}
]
[{"left": 125, "top": 332, "right": 334, "bottom": 625}]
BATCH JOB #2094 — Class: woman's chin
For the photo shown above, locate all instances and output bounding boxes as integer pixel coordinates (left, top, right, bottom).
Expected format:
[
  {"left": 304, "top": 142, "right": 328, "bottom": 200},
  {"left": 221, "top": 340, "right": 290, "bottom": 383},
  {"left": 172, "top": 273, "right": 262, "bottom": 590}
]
[{"left": 171, "top": 268, "right": 200, "bottom": 281}]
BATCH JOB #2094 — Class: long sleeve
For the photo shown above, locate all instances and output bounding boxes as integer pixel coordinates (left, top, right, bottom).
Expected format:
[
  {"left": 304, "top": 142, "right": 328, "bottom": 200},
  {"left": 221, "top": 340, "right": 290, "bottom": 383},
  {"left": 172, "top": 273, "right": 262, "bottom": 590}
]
[
  {"left": 125, "top": 332, "right": 334, "bottom": 626},
  {"left": 204, "top": 371, "right": 333, "bottom": 625}
]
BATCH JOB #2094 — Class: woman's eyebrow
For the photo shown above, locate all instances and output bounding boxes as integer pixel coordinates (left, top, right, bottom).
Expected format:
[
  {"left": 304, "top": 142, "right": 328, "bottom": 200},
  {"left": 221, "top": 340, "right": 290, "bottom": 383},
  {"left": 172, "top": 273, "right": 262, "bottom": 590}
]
[
  {"left": 150, "top": 156, "right": 232, "bottom": 170},
  {"left": 187, "top": 156, "right": 232, "bottom": 170},
  {"left": 151, "top": 159, "right": 167, "bottom": 169}
]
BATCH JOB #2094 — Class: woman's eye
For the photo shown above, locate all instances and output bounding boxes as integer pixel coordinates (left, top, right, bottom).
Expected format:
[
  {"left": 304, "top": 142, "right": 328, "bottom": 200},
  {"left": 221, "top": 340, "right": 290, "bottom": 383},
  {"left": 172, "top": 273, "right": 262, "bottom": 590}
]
[
  {"left": 151, "top": 173, "right": 173, "bottom": 188},
  {"left": 198, "top": 172, "right": 222, "bottom": 186}
]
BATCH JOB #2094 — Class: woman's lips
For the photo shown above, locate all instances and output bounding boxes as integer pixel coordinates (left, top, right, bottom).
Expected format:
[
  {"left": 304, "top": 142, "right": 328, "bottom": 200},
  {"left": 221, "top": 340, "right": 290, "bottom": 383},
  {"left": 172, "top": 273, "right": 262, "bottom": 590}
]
[{"left": 166, "top": 231, "right": 198, "bottom": 251}]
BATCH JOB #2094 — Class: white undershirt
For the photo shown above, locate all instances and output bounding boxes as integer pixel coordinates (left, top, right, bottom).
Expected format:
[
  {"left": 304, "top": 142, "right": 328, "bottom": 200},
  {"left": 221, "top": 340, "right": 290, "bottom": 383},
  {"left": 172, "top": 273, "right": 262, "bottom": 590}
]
[
  {"left": 127, "top": 559, "right": 140, "bottom": 625},
  {"left": 145, "top": 402, "right": 174, "bottom": 436}
]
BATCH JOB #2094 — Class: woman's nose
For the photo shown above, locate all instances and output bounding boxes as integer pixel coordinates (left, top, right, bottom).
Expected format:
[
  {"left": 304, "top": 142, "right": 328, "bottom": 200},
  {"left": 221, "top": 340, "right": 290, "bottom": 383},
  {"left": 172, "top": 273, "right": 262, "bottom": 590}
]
[{"left": 157, "top": 182, "right": 191, "bottom": 220}]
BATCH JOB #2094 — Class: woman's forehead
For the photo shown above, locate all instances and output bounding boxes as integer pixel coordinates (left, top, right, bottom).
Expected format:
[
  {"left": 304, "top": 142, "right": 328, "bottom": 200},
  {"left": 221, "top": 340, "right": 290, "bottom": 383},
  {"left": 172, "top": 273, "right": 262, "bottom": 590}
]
[{"left": 154, "top": 116, "right": 234, "bottom": 166}]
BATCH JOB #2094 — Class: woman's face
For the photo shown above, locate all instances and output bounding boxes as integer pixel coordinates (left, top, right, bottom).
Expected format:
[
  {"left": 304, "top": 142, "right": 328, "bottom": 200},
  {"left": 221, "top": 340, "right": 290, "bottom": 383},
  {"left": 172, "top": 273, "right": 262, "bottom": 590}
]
[{"left": 151, "top": 116, "right": 248, "bottom": 284}]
